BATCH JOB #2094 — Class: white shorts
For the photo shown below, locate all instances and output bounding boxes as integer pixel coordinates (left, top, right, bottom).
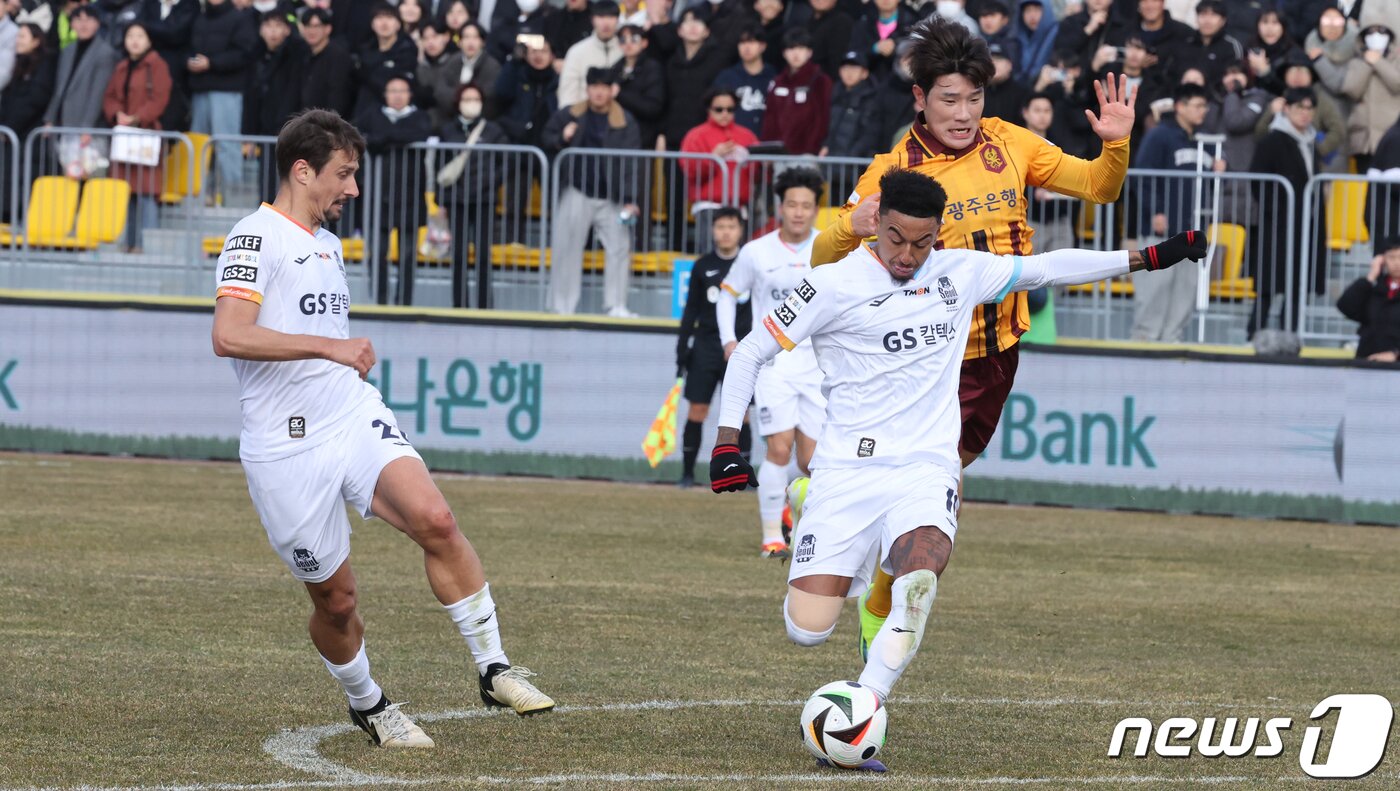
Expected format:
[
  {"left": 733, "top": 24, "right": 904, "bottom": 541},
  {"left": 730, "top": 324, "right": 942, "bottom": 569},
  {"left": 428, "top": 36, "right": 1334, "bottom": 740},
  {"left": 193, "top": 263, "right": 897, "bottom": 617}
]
[
  {"left": 242, "top": 400, "right": 422, "bottom": 583},
  {"left": 754, "top": 363, "right": 826, "bottom": 438},
  {"left": 788, "top": 462, "right": 961, "bottom": 596}
]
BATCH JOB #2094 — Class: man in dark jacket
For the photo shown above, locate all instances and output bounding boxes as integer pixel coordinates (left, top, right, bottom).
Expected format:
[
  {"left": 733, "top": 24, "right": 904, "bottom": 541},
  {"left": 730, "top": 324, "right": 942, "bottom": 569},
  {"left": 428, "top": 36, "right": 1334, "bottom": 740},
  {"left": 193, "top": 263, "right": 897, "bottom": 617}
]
[
  {"left": 872, "top": 37, "right": 916, "bottom": 150},
  {"left": 982, "top": 41, "right": 1030, "bottom": 122},
  {"left": 494, "top": 35, "right": 558, "bottom": 147},
  {"left": 1249, "top": 87, "right": 1320, "bottom": 338},
  {"left": 1130, "top": 81, "right": 1215, "bottom": 342},
  {"left": 44, "top": 5, "right": 121, "bottom": 131},
  {"left": 544, "top": 0, "right": 591, "bottom": 63},
  {"left": 712, "top": 23, "right": 775, "bottom": 137},
  {"left": 822, "top": 49, "right": 880, "bottom": 171},
  {"left": 486, "top": 0, "right": 549, "bottom": 64},
  {"left": 1178, "top": 0, "right": 1242, "bottom": 87},
  {"left": 136, "top": 0, "right": 198, "bottom": 130},
  {"left": 1053, "top": 0, "right": 1119, "bottom": 74},
  {"left": 244, "top": 10, "right": 307, "bottom": 196},
  {"left": 804, "top": 0, "right": 853, "bottom": 79},
  {"left": 354, "top": 2, "right": 417, "bottom": 116},
  {"left": 416, "top": 19, "right": 463, "bottom": 128},
  {"left": 542, "top": 66, "right": 641, "bottom": 316},
  {"left": 187, "top": 0, "right": 256, "bottom": 193},
  {"left": 661, "top": 6, "right": 728, "bottom": 149},
  {"left": 609, "top": 23, "right": 664, "bottom": 147},
  {"left": 1105, "top": 0, "right": 1193, "bottom": 80},
  {"left": 355, "top": 74, "right": 433, "bottom": 305},
  {"left": 297, "top": 7, "right": 354, "bottom": 118},
  {"left": 1338, "top": 237, "right": 1400, "bottom": 361}
]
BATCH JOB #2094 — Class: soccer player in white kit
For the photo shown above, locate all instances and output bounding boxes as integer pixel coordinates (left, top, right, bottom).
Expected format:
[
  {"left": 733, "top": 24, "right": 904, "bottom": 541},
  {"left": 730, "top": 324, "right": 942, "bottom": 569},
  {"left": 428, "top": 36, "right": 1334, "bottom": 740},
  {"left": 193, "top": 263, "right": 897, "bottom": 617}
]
[
  {"left": 211, "top": 110, "right": 555, "bottom": 749},
  {"left": 709, "top": 168, "right": 1204, "bottom": 769},
  {"left": 715, "top": 167, "right": 828, "bottom": 557}
]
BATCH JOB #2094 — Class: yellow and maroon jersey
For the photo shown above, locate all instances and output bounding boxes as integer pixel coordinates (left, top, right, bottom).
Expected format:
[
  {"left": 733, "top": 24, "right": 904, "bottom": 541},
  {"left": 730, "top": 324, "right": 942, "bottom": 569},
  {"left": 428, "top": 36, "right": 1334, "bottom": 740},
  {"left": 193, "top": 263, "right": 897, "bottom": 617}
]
[{"left": 813, "top": 115, "right": 1129, "bottom": 360}]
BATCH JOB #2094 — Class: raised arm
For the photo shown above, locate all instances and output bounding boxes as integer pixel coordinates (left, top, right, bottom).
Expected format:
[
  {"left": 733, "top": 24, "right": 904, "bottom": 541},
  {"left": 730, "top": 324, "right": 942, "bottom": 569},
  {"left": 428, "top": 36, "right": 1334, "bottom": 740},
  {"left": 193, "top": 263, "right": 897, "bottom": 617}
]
[{"left": 984, "top": 232, "right": 1207, "bottom": 302}]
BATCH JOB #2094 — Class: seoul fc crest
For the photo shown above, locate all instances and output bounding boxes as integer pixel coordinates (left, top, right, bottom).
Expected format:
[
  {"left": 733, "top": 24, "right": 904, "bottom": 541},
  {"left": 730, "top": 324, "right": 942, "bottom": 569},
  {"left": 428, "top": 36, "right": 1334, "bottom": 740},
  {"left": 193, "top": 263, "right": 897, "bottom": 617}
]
[{"left": 981, "top": 144, "right": 1007, "bottom": 174}]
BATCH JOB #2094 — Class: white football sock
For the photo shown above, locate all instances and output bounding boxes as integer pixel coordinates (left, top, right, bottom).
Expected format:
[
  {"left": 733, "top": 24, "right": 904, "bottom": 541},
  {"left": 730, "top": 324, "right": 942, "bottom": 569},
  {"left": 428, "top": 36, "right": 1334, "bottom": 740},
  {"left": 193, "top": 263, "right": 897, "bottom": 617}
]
[
  {"left": 757, "top": 459, "right": 787, "bottom": 536},
  {"left": 858, "top": 569, "right": 937, "bottom": 700},
  {"left": 445, "top": 583, "right": 509, "bottom": 672},
  {"left": 321, "top": 642, "right": 384, "bottom": 712}
]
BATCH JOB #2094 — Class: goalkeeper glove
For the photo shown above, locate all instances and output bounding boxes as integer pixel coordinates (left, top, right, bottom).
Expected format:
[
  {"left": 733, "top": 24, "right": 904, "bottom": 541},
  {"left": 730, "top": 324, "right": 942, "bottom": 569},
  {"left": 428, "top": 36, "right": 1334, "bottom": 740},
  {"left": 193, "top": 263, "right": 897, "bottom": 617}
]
[
  {"left": 710, "top": 443, "right": 757, "bottom": 493},
  {"left": 1142, "top": 230, "right": 1207, "bottom": 271}
]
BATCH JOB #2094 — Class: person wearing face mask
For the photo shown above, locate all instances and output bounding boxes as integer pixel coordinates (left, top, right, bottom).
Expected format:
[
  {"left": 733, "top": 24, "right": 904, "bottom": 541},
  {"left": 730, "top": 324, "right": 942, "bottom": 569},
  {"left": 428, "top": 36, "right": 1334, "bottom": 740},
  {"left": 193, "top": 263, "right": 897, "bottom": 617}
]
[
  {"left": 1342, "top": 22, "right": 1400, "bottom": 172},
  {"left": 456, "top": 23, "right": 502, "bottom": 116},
  {"left": 436, "top": 83, "right": 508, "bottom": 308},
  {"left": 355, "top": 75, "right": 433, "bottom": 305}
]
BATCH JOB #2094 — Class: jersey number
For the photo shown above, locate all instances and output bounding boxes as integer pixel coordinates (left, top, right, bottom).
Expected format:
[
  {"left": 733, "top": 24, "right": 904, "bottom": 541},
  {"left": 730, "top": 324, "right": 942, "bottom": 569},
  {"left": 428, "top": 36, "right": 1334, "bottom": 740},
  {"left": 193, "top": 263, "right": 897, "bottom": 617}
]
[{"left": 372, "top": 419, "right": 409, "bottom": 444}]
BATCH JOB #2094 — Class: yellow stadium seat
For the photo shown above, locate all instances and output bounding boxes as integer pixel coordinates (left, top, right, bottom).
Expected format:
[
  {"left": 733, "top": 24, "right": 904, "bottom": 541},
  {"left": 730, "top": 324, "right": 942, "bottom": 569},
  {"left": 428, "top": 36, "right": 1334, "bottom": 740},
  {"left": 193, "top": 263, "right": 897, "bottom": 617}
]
[
  {"left": 1327, "top": 180, "right": 1370, "bottom": 251},
  {"left": 1207, "top": 222, "right": 1255, "bottom": 299},
  {"left": 1066, "top": 278, "right": 1134, "bottom": 296},
  {"left": 650, "top": 159, "right": 667, "bottom": 223},
  {"left": 56, "top": 178, "right": 131, "bottom": 249},
  {"left": 160, "top": 133, "right": 210, "bottom": 204},
  {"left": 0, "top": 176, "right": 80, "bottom": 246}
]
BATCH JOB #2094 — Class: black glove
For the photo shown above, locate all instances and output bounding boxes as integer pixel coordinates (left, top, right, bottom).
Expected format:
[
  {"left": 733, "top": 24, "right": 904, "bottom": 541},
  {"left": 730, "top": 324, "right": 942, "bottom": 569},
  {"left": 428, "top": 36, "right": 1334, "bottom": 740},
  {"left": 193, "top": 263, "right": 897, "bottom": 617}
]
[
  {"left": 676, "top": 346, "right": 690, "bottom": 377},
  {"left": 710, "top": 444, "right": 757, "bottom": 493},
  {"left": 1142, "top": 230, "right": 1208, "bottom": 271}
]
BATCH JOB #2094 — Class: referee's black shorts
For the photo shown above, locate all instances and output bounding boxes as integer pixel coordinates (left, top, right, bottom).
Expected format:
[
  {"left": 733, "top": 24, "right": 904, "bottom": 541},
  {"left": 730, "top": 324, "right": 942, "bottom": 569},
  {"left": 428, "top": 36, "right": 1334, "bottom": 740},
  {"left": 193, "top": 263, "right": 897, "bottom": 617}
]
[{"left": 683, "top": 338, "right": 728, "bottom": 405}]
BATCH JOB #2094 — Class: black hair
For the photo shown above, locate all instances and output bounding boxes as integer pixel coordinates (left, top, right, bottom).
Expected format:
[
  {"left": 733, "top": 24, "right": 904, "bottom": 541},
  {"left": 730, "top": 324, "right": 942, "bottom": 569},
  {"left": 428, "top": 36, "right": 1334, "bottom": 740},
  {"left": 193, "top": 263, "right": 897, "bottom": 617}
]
[
  {"left": 458, "top": 21, "right": 486, "bottom": 40},
  {"left": 618, "top": 23, "right": 645, "bottom": 38},
  {"left": 736, "top": 22, "right": 766, "bottom": 42},
  {"left": 906, "top": 16, "right": 995, "bottom": 93},
  {"left": 1195, "top": 0, "right": 1226, "bottom": 18},
  {"left": 877, "top": 167, "right": 947, "bottom": 219},
  {"left": 774, "top": 166, "right": 824, "bottom": 203},
  {"left": 422, "top": 18, "right": 453, "bottom": 35},
  {"left": 1283, "top": 86, "right": 1317, "bottom": 106},
  {"left": 702, "top": 87, "right": 738, "bottom": 108},
  {"left": 591, "top": 0, "right": 620, "bottom": 16},
  {"left": 782, "top": 26, "right": 812, "bottom": 50},
  {"left": 299, "top": 7, "right": 333, "bottom": 26},
  {"left": 1380, "top": 236, "right": 1400, "bottom": 254},
  {"left": 1022, "top": 91, "right": 1053, "bottom": 112},
  {"left": 713, "top": 206, "right": 744, "bottom": 225},
  {"left": 1171, "top": 81, "right": 1209, "bottom": 103},
  {"left": 369, "top": 1, "right": 399, "bottom": 21},
  {"left": 276, "top": 108, "right": 366, "bottom": 182}
]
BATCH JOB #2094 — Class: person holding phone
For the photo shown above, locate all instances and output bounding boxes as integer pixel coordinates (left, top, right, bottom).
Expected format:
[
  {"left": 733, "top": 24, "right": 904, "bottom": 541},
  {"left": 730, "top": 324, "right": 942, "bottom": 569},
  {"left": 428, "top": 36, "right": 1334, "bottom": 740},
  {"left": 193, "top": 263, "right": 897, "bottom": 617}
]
[{"left": 1337, "top": 237, "right": 1400, "bottom": 362}]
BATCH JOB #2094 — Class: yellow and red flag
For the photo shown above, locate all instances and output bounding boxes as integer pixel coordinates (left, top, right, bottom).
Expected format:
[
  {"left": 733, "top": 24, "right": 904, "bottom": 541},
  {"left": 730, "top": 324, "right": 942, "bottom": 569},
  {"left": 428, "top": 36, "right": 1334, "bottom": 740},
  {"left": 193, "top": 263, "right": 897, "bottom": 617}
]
[{"left": 642, "top": 378, "right": 683, "bottom": 468}]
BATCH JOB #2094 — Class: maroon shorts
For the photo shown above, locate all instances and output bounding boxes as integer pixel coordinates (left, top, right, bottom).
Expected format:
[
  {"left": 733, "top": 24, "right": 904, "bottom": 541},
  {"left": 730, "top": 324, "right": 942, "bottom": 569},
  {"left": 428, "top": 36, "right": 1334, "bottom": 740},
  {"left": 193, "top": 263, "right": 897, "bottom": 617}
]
[{"left": 958, "top": 344, "right": 1020, "bottom": 456}]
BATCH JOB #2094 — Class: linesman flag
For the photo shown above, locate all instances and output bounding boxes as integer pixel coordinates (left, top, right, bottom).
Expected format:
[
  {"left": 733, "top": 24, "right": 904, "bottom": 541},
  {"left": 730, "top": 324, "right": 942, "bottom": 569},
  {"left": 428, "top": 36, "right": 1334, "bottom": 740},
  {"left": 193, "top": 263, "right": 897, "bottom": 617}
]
[{"left": 642, "top": 378, "right": 683, "bottom": 467}]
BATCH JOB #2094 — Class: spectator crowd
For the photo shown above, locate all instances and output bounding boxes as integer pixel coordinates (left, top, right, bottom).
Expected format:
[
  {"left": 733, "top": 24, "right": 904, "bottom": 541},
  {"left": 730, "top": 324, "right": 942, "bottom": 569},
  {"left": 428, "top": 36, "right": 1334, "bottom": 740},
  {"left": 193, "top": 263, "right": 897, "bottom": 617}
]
[{"left": 1, "top": 0, "right": 1399, "bottom": 325}]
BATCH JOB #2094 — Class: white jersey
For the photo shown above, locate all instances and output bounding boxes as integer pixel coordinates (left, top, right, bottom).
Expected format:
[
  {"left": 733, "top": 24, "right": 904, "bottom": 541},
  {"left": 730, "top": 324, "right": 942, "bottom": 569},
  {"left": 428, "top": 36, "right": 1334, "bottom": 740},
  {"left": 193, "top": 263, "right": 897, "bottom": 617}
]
[
  {"left": 215, "top": 203, "right": 381, "bottom": 462},
  {"left": 727, "top": 244, "right": 1128, "bottom": 473},
  {"left": 720, "top": 228, "right": 821, "bottom": 378}
]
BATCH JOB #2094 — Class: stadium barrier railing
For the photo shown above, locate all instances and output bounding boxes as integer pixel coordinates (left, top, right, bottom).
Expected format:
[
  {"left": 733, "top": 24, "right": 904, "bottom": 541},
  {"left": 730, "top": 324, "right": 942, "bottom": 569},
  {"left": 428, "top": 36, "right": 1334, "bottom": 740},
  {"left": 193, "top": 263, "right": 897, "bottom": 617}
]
[
  {"left": 362, "top": 141, "right": 550, "bottom": 309},
  {"left": 548, "top": 148, "right": 728, "bottom": 316},
  {"left": 0, "top": 125, "right": 18, "bottom": 280},
  {"left": 1298, "top": 172, "right": 1400, "bottom": 344},
  {"left": 10, "top": 126, "right": 200, "bottom": 295},
  {"left": 1061, "top": 167, "right": 1297, "bottom": 345}
]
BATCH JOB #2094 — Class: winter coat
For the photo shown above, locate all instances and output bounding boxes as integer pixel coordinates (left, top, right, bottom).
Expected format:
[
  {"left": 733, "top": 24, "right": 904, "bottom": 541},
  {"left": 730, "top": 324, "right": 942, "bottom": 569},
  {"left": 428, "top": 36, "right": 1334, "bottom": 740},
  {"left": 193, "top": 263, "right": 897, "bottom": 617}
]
[
  {"left": 0, "top": 17, "right": 15, "bottom": 94},
  {"left": 874, "top": 70, "right": 914, "bottom": 152},
  {"left": 1053, "top": 5, "right": 1120, "bottom": 74},
  {"left": 0, "top": 49, "right": 56, "bottom": 140},
  {"left": 1179, "top": 29, "right": 1244, "bottom": 87},
  {"left": 1250, "top": 113, "right": 1325, "bottom": 297},
  {"left": 494, "top": 58, "right": 558, "bottom": 147},
  {"left": 824, "top": 79, "right": 881, "bottom": 159},
  {"left": 354, "top": 104, "right": 433, "bottom": 211},
  {"left": 679, "top": 118, "right": 758, "bottom": 204},
  {"left": 662, "top": 42, "right": 729, "bottom": 148},
  {"left": 557, "top": 33, "right": 623, "bottom": 107},
  {"left": 1254, "top": 86, "right": 1346, "bottom": 167},
  {"left": 1013, "top": 0, "right": 1058, "bottom": 83},
  {"left": 188, "top": 2, "right": 256, "bottom": 94},
  {"left": 102, "top": 52, "right": 170, "bottom": 195},
  {"left": 44, "top": 35, "right": 122, "bottom": 127},
  {"left": 459, "top": 52, "right": 502, "bottom": 115},
  {"left": 760, "top": 61, "right": 831, "bottom": 155},
  {"left": 136, "top": 0, "right": 199, "bottom": 128},
  {"left": 983, "top": 78, "right": 1031, "bottom": 125},
  {"left": 355, "top": 34, "right": 419, "bottom": 117},
  {"left": 1341, "top": 32, "right": 1400, "bottom": 157},
  {"left": 436, "top": 115, "right": 510, "bottom": 206},
  {"left": 418, "top": 49, "right": 465, "bottom": 130},
  {"left": 243, "top": 37, "right": 308, "bottom": 136},
  {"left": 544, "top": 8, "right": 591, "bottom": 65},
  {"left": 542, "top": 101, "right": 641, "bottom": 203},
  {"left": 485, "top": 7, "right": 548, "bottom": 64},
  {"left": 610, "top": 55, "right": 665, "bottom": 148},
  {"left": 808, "top": 7, "right": 855, "bottom": 79},
  {"left": 302, "top": 39, "right": 356, "bottom": 119},
  {"left": 1337, "top": 276, "right": 1400, "bottom": 358},
  {"left": 847, "top": 5, "right": 920, "bottom": 78},
  {"left": 1106, "top": 12, "right": 1195, "bottom": 78}
]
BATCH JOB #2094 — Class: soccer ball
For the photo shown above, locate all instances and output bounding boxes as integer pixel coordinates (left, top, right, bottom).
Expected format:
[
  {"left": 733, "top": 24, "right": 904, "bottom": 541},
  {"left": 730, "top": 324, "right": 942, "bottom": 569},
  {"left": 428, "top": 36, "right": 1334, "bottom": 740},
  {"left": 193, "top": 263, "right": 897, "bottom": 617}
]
[{"left": 799, "top": 680, "right": 887, "bottom": 768}]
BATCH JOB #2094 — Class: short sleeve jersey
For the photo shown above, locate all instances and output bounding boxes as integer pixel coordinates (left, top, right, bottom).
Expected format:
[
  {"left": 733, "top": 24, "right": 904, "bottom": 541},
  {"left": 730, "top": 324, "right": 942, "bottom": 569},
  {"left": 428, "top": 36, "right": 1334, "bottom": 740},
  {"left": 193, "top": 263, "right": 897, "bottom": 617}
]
[
  {"left": 721, "top": 228, "right": 821, "bottom": 376},
  {"left": 215, "top": 203, "right": 381, "bottom": 462},
  {"left": 758, "top": 243, "right": 1022, "bottom": 472}
]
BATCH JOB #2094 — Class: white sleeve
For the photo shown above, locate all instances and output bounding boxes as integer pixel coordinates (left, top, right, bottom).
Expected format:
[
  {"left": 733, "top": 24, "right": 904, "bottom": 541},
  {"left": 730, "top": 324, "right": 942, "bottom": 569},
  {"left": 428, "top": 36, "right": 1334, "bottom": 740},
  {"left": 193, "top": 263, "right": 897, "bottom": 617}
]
[
  {"left": 214, "top": 222, "right": 278, "bottom": 305},
  {"left": 717, "top": 329, "right": 780, "bottom": 429},
  {"left": 977, "top": 249, "right": 1131, "bottom": 305},
  {"left": 717, "top": 247, "right": 756, "bottom": 345}
]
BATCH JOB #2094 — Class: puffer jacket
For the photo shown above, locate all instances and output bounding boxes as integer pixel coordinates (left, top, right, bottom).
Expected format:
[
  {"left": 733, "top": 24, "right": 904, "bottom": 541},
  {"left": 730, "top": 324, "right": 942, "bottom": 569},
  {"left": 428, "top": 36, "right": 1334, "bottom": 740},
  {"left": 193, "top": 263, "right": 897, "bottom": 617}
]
[{"left": 1341, "top": 28, "right": 1400, "bottom": 157}]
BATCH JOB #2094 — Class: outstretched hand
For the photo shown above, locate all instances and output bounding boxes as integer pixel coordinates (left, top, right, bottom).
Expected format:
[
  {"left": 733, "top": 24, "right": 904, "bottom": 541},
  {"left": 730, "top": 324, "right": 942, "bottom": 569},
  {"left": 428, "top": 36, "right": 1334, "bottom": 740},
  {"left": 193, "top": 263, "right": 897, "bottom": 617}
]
[
  {"left": 1085, "top": 72, "right": 1137, "bottom": 143},
  {"left": 1141, "top": 230, "right": 1208, "bottom": 271}
]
